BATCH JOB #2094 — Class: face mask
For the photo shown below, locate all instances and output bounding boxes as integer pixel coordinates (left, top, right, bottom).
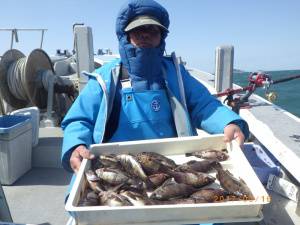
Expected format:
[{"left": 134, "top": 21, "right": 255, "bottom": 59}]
[{"left": 119, "top": 34, "right": 166, "bottom": 91}]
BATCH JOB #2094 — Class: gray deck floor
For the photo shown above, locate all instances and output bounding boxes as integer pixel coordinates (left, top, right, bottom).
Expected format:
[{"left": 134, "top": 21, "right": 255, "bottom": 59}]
[{"left": 3, "top": 168, "right": 72, "bottom": 225}]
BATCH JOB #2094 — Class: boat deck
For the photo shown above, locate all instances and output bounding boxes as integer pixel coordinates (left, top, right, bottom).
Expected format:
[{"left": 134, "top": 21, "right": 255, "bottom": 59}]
[
  {"left": 1, "top": 127, "right": 71, "bottom": 225},
  {"left": 3, "top": 168, "right": 72, "bottom": 225}
]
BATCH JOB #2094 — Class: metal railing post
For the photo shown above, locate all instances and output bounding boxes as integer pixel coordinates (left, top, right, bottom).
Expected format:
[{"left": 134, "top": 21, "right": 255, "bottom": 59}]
[{"left": 215, "top": 45, "right": 234, "bottom": 92}]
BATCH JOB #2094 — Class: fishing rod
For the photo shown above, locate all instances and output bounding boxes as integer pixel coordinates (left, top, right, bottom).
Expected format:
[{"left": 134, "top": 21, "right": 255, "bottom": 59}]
[
  {"left": 215, "top": 72, "right": 300, "bottom": 114},
  {"left": 271, "top": 74, "right": 300, "bottom": 84}
]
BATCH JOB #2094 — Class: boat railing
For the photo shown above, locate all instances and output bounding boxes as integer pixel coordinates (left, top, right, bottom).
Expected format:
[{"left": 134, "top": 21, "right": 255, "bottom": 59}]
[{"left": 0, "top": 28, "right": 47, "bottom": 52}]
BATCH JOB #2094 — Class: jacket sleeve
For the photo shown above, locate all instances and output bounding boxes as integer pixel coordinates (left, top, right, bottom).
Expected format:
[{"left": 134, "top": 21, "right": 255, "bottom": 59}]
[
  {"left": 181, "top": 66, "right": 249, "bottom": 138},
  {"left": 61, "top": 77, "right": 103, "bottom": 172}
]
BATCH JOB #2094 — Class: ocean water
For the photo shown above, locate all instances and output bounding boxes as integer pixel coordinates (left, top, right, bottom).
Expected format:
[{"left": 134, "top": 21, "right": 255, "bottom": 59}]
[{"left": 233, "top": 70, "right": 300, "bottom": 118}]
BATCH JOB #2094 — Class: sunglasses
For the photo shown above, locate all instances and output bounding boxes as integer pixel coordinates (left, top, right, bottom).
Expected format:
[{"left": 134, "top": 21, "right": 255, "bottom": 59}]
[{"left": 130, "top": 25, "right": 162, "bottom": 35}]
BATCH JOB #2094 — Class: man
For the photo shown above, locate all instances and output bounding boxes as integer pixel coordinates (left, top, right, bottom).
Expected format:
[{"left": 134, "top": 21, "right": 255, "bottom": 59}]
[{"left": 61, "top": 0, "right": 249, "bottom": 176}]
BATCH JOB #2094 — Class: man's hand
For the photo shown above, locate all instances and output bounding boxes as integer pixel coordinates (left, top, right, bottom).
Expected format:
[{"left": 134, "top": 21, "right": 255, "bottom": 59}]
[
  {"left": 223, "top": 123, "right": 245, "bottom": 147},
  {"left": 70, "top": 145, "right": 95, "bottom": 173}
]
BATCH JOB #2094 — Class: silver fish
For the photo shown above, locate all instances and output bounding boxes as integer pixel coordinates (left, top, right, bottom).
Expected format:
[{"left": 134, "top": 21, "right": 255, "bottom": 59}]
[
  {"left": 85, "top": 170, "right": 105, "bottom": 193},
  {"left": 99, "top": 154, "right": 121, "bottom": 168},
  {"left": 95, "top": 168, "right": 139, "bottom": 186},
  {"left": 91, "top": 154, "right": 120, "bottom": 170},
  {"left": 116, "top": 154, "right": 148, "bottom": 181}
]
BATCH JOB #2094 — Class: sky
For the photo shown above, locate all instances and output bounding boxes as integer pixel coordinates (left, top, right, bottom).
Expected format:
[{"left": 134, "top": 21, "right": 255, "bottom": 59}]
[{"left": 1, "top": 0, "right": 300, "bottom": 73}]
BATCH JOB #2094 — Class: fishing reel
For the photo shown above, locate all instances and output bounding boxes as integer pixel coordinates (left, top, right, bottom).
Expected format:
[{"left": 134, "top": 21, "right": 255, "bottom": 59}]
[
  {"left": 216, "top": 71, "right": 279, "bottom": 114},
  {"left": 248, "top": 72, "right": 277, "bottom": 102},
  {"left": 248, "top": 71, "right": 271, "bottom": 88},
  {"left": 216, "top": 71, "right": 300, "bottom": 114}
]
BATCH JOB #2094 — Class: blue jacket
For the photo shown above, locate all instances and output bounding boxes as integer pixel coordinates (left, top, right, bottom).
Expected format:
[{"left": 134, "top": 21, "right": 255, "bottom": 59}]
[{"left": 61, "top": 58, "right": 249, "bottom": 172}]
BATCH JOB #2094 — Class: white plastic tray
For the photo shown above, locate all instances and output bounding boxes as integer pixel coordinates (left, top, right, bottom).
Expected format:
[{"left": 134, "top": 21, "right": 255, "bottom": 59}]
[{"left": 65, "top": 135, "right": 269, "bottom": 225}]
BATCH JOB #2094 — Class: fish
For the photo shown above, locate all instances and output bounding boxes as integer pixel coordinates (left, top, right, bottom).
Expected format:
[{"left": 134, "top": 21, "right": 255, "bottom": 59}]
[
  {"left": 98, "top": 154, "right": 121, "bottom": 168},
  {"left": 174, "top": 160, "right": 217, "bottom": 173},
  {"left": 167, "top": 170, "right": 215, "bottom": 188},
  {"left": 85, "top": 169, "right": 105, "bottom": 193},
  {"left": 135, "top": 152, "right": 176, "bottom": 175},
  {"left": 117, "top": 182, "right": 147, "bottom": 195},
  {"left": 99, "top": 191, "right": 133, "bottom": 207},
  {"left": 190, "top": 188, "right": 229, "bottom": 203},
  {"left": 150, "top": 178, "right": 197, "bottom": 200},
  {"left": 119, "top": 190, "right": 151, "bottom": 206},
  {"left": 91, "top": 154, "right": 120, "bottom": 171},
  {"left": 213, "top": 162, "right": 254, "bottom": 199},
  {"left": 95, "top": 168, "right": 141, "bottom": 186},
  {"left": 138, "top": 152, "right": 177, "bottom": 168},
  {"left": 78, "top": 190, "right": 99, "bottom": 206},
  {"left": 102, "top": 182, "right": 127, "bottom": 193},
  {"left": 148, "top": 173, "right": 170, "bottom": 188},
  {"left": 116, "top": 154, "right": 148, "bottom": 182},
  {"left": 186, "top": 149, "right": 229, "bottom": 161}
]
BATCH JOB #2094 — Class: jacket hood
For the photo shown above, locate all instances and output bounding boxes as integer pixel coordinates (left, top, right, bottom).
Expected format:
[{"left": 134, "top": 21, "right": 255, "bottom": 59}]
[
  {"left": 116, "top": 0, "right": 169, "bottom": 41},
  {"left": 115, "top": 0, "right": 170, "bottom": 91}
]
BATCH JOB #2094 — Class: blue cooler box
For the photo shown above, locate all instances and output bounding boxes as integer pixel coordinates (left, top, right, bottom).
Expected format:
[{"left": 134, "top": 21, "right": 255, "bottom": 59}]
[{"left": 0, "top": 115, "right": 32, "bottom": 185}]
